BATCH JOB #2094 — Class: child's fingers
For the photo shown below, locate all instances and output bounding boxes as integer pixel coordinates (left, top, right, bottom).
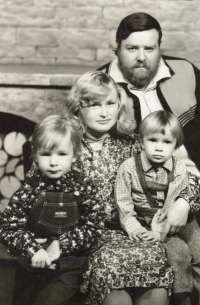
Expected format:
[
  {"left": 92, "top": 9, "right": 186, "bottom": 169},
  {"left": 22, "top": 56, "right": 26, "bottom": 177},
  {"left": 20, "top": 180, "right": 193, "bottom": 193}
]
[{"left": 45, "top": 256, "right": 51, "bottom": 267}]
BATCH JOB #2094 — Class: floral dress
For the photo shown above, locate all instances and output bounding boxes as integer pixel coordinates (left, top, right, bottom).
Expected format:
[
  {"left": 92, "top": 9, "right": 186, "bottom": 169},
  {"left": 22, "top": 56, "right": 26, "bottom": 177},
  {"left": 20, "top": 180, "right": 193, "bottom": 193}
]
[
  {"left": 10, "top": 131, "right": 174, "bottom": 305},
  {"left": 72, "top": 132, "right": 174, "bottom": 304}
]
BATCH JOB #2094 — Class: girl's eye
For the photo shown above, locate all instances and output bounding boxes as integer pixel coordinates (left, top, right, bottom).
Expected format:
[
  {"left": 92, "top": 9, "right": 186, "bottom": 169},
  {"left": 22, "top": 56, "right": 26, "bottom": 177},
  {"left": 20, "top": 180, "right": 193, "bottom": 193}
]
[
  {"left": 41, "top": 153, "right": 50, "bottom": 156},
  {"left": 59, "top": 153, "right": 67, "bottom": 156},
  {"left": 89, "top": 103, "right": 100, "bottom": 108},
  {"left": 149, "top": 138, "right": 156, "bottom": 142},
  {"left": 164, "top": 141, "right": 171, "bottom": 144}
]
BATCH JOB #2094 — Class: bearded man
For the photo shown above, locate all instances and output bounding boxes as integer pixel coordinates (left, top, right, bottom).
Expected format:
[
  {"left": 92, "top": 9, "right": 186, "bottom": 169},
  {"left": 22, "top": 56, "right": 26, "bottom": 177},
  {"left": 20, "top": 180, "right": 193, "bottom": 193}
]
[{"left": 98, "top": 12, "right": 200, "bottom": 305}]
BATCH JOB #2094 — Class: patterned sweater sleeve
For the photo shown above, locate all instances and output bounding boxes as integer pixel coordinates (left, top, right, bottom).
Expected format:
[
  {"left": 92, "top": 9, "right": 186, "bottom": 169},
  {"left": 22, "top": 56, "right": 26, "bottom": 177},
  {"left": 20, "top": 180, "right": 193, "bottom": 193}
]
[{"left": 0, "top": 183, "right": 43, "bottom": 259}]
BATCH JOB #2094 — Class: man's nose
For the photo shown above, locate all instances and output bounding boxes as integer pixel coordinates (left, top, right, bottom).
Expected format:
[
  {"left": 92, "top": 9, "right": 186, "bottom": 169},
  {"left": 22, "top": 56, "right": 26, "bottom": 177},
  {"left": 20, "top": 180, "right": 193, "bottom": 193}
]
[{"left": 137, "top": 49, "right": 146, "bottom": 62}]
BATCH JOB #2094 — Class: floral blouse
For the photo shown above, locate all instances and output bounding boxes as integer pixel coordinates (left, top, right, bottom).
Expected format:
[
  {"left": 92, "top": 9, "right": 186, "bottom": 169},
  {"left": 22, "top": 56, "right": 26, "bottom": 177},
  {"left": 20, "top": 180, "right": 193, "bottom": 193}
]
[{"left": 0, "top": 131, "right": 136, "bottom": 259}]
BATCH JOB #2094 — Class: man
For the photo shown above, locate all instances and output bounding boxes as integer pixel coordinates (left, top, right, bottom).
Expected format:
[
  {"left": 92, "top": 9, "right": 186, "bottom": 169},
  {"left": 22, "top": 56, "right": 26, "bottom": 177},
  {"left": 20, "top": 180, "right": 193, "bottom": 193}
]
[{"left": 98, "top": 12, "right": 200, "bottom": 304}]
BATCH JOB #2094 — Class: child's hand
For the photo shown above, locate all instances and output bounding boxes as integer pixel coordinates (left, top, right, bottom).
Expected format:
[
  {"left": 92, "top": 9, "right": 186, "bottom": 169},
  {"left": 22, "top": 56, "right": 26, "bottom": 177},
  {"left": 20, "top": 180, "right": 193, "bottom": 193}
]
[
  {"left": 138, "top": 230, "right": 160, "bottom": 242},
  {"left": 46, "top": 240, "right": 60, "bottom": 263},
  {"left": 129, "top": 227, "right": 148, "bottom": 241},
  {"left": 31, "top": 248, "right": 51, "bottom": 269}
]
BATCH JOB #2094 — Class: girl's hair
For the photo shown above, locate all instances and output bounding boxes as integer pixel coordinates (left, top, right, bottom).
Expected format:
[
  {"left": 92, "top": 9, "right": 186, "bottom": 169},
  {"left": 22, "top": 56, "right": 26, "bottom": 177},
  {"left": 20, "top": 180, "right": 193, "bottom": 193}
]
[
  {"left": 31, "top": 114, "right": 82, "bottom": 159},
  {"left": 139, "top": 110, "right": 184, "bottom": 149},
  {"left": 66, "top": 70, "right": 136, "bottom": 135}
]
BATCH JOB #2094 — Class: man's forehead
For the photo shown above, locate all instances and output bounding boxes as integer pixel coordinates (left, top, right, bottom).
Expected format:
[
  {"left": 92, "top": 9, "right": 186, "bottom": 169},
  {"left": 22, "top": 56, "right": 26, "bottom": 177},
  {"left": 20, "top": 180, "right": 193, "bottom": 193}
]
[{"left": 121, "top": 29, "right": 160, "bottom": 45}]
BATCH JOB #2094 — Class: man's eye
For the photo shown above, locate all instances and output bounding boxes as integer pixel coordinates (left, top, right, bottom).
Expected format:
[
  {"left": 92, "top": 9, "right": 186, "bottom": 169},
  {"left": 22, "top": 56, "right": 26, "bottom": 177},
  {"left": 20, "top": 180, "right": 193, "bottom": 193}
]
[
  {"left": 128, "top": 47, "right": 137, "bottom": 51},
  {"left": 145, "top": 47, "right": 154, "bottom": 51}
]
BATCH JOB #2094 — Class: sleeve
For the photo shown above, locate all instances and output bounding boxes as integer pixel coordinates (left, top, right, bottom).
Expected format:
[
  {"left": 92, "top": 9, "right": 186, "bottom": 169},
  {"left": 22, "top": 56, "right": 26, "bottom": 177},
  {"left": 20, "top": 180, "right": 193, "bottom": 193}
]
[
  {"left": 115, "top": 160, "right": 143, "bottom": 235},
  {"left": 186, "top": 172, "right": 200, "bottom": 214},
  {"left": 0, "top": 184, "right": 43, "bottom": 259},
  {"left": 151, "top": 209, "right": 166, "bottom": 240},
  {"left": 169, "top": 159, "right": 200, "bottom": 214},
  {"left": 58, "top": 181, "right": 103, "bottom": 256}
]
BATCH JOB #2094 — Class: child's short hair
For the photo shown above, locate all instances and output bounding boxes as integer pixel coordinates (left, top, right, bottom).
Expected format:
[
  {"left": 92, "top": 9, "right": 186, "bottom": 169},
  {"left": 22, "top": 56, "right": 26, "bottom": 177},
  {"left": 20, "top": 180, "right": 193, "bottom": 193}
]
[
  {"left": 139, "top": 110, "right": 184, "bottom": 149},
  {"left": 66, "top": 70, "right": 136, "bottom": 135},
  {"left": 31, "top": 114, "right": 82, "bottom": 159}
]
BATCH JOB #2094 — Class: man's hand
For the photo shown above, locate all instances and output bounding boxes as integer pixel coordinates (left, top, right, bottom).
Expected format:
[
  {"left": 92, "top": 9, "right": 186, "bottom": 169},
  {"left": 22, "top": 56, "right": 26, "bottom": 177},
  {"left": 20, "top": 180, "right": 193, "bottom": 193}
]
[
  {"left": 158, "top": 198, "right": 190, "bottom": 242},
  {"left": 31, "top": 248, "right": 51, "bottom": 268}
]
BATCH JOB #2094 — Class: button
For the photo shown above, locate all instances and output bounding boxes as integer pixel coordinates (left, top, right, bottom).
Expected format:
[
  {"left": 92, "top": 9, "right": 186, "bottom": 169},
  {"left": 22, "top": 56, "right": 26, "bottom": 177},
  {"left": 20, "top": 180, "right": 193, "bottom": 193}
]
[{"left": 59, "top": 202, "right": 64, "bottom": 207}]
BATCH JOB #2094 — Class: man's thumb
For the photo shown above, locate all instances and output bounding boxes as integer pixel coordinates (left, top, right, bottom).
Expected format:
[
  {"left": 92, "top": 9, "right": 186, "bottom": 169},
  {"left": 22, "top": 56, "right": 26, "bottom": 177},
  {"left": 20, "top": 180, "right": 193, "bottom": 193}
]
[
  {"left": 157, "top": 209, "right": 167, "bottom": 223},
  {"left": 160, "top": 222, "right": 170, "bottom": 242}
]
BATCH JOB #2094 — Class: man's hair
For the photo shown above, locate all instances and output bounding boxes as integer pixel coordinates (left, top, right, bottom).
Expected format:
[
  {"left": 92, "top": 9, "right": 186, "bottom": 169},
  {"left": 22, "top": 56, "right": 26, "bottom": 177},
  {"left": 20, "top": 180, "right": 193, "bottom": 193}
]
[
  {"left": 31, "top": 114, "right": 82, "bottom": 159},
  {"left": 139, "top": 110, "right": 184, "bottom": 149},
  {"left": 114, "top": 12, "right": 162, "bottom": 55}
]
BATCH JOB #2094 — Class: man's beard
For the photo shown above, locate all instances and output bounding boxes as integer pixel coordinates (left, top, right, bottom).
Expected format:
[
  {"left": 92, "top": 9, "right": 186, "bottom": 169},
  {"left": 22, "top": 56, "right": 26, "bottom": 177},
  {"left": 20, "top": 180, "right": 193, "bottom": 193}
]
[{"left": 118, "top": 54, "right": 161, "bottom": 89}]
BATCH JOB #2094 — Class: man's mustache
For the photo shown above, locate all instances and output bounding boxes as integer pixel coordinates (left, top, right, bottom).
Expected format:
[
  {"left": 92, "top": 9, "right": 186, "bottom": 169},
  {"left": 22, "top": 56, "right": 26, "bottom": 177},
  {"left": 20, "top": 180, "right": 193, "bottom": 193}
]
[{"left": 133, "top": 63, "right": 150, "bottom": 69}]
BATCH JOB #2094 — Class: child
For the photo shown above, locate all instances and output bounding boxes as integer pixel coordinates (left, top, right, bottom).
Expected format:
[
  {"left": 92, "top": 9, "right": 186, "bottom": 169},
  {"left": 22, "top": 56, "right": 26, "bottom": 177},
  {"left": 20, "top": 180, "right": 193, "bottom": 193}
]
[
  {"left": 0, "top": 114, "right": 100, "bottom": 305},
  {"left": 115, "top": 110, "right": 199, "bottom": 305}
]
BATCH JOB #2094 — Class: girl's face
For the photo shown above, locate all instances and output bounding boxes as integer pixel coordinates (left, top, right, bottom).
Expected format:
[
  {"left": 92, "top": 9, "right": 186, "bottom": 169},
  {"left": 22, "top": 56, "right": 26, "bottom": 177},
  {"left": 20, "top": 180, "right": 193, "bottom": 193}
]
[
  {"left": 35, "top": 132, "right": 76, "bottom": 179},
  {"left": 141, "top": 126, "right": 177, "bottom": 164},
  {"left": 82, "top": 83, "right": 119, "bottom": 133}
]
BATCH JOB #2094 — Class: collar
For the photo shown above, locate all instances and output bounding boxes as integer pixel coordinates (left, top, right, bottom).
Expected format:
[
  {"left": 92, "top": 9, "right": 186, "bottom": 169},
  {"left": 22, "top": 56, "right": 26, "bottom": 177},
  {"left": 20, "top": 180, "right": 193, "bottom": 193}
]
[
  {"left": 140, "top": 150, "right": 173, "bottom": 172},
  {"left": 109, "top": 57, "right": 171, "bottom": 90}
]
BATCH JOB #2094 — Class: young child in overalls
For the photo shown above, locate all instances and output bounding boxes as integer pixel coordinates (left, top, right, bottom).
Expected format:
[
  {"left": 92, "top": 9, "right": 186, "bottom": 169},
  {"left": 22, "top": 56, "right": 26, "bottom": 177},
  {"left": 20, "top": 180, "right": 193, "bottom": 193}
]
[
  {"left": 115, "top": 110, "right": 200, "bottom": 305},
  {"left": 0, "top": 114, "right": 101, "bottom": 305}
]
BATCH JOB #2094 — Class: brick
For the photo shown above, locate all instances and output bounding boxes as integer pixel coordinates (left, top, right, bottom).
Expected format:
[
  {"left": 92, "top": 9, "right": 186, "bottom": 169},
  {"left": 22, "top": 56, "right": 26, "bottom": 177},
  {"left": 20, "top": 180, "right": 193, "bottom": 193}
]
[
  {"left": 0, "top": 46, "right": 35, "bottom": 58},
  {"left": 50, "top": 75, "right": 80, "bottom": 87},
  {"left": 96, "top": 48, "right": 115, "bottom": 62},
  {"left": 0, "top": 0, "right": 34, "bottom": 4},
  {"left": 34, "top": 0, "right": 70, "bottom": 5},
  {"left": 0, "top": 6, "right": 54, "bottom": 19},
  {"left": 85, "top": 17, "right": 119, "bottom": 30},
  {"left": 0, "top": 27, "right": 15, "bottom": 45},
  {"left": 55, "top": 6, "right": 102, "bottom": 19},
  {"left": 78, "top": 49, "right": 95, "bottom": 61},
  {"left": 0, "top": 57, "right": 22, "bottom": 64},
  {"left": 17, "top": 28, "right": 59, "bottom": 47},
  {"left": 161, "top": 32, "right": 186, "bottom": 51},
  {"left": 22, "top": 57, "right": 56, "bottom": 65},
  {"left": 56, "top": 57, "right": 98, "bottom": 68},
  {"left": 72, "top": 0, "right": 123, "bottom": 5},
  {"left": 0, "top": 73, "right": 50, "bottom": 85},
  {"left": 37, "top": 47, "right": 79, "bottom": 58},
  {"left": 59, "top": 29, "right": 109, "bottom": 49}
]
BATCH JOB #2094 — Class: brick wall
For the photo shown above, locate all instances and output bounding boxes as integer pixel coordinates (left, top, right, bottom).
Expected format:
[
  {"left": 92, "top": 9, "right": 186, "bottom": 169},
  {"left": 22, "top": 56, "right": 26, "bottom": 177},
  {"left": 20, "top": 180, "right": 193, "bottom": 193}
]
[
  {"left": 0, "top": 0, "right": 200, "bottom": 69},
  {"left": 0, "top": 74, "right": 79, "bottom": 122}
]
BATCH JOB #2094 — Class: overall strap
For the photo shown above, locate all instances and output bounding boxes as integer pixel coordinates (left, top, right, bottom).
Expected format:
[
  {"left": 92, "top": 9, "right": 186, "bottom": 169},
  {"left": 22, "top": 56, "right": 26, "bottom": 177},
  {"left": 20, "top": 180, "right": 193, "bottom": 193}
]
[{"left": 135, "top": 153, "right": 174, "bottom": 208}]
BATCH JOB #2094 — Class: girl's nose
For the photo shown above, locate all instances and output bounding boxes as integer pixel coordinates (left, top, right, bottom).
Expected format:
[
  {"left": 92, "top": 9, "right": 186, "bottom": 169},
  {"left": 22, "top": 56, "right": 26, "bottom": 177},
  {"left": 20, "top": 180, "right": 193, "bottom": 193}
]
[
  {"left": 50, "top": 155, "right": 57, "bottom": 166},
  {"left": 100, "top": 105, "right": 108, "bottom": 117}
]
